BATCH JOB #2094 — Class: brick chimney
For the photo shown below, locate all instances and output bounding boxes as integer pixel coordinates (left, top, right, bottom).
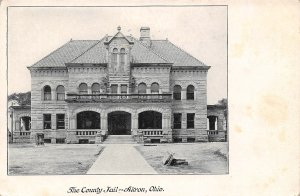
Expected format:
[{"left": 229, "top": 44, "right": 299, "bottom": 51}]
[{"left": 139, "top": 27, "right": 151, "bottom": 47}]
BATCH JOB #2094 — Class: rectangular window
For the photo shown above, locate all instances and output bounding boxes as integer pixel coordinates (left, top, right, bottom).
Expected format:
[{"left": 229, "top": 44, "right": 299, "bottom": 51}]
[
  {"left": 121, "top": 85, "right": 127, "bottom": 94},
  {"left": 173, "top": 113, "right": 182, "bottom": 129},
  {"left": 43, "top": 114, "right": 51, "bottom": 129},
  {"left": 111, "top": 84, "right": 118, "bottom": 93},
  {"left": 56, "top": 114, "right": 65, "bottom": 129},
  {"left": 187, "top": 113, "right": 195, "bottom": 129}
]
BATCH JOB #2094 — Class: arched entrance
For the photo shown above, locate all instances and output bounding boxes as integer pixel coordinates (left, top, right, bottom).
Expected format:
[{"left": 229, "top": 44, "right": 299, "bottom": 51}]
[
  {"left": 77, "top": 111, "right": 100, "bottom": 129},
  {"left": 108, "top": 111, "right": 131, "bottom": 135}
]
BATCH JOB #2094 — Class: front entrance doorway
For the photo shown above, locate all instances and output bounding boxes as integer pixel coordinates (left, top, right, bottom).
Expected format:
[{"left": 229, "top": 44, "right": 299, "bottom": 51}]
[{"left": 108, "top": 111, "right": 131, "bottom": 135}]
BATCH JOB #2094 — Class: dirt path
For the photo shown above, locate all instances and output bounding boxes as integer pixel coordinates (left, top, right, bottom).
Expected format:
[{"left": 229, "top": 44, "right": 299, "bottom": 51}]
[{"left": 87, "top": 144, "right": 157, "bottom": 174}]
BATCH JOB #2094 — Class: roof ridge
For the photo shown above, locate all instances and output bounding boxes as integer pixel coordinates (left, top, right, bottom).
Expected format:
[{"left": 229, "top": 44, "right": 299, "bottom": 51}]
[
  {"left": 166, "top": 39, "right": 208, "bottom": 66},
  {"left": 132, "top": 37, "right": 170, "bottom": 63},
  {"left": 69, "top": 38, "right": 105, "bottom": 63},
  {"left": 31, "top": 39, "right": 73, "bottom": 67}
]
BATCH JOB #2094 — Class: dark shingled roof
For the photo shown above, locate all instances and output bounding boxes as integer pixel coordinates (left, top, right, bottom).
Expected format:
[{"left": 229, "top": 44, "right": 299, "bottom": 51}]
[{"left": 30, "top": 35, "right": 208, "bottom": 68}]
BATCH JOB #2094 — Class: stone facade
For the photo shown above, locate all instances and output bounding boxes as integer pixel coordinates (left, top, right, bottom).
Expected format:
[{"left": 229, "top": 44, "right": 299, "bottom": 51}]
[{"left": 15, "top": 26, "right": 227, "bottom": 144}]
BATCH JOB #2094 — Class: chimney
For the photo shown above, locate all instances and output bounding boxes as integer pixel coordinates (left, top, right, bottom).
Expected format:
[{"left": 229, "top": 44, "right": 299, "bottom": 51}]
[{"left": 140, "top": 27, "right": 151, "bottom": 47}]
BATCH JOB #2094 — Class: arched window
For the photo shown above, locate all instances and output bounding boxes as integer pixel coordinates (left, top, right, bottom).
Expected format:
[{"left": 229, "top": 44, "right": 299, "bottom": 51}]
[
  {"left": 112, "top": 48, "right": 118, "bottom": 70},
  {"left": 173, "top": 85, "right": 182, "bottom": 100},
  {"left": 91, "top": 83, "right": 100, "bottom": 94},
  {"left": 187, "top": 85, "right": 195, "bottom": 100},
  {"left": 151, "top": 83, "right": 159, "bottom": 94},
  {"left": 120, "top": 48, "right": 125, "bottom": 69},
  {"left": 56, "top": 85, "right": 65, "bottom": 100},
  {"left": 138, "top": 83, "right": 147, "bottom": 94},
  {"left": 79, "top": 83, "right": 88, "bottom": 94},
  {"left": 43, "top": 85, "right": 51, "bottom": 100}
]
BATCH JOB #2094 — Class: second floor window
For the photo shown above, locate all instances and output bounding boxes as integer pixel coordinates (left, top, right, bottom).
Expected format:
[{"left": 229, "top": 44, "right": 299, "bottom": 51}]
[
  {"left": 187, "top": 85, "right": 195, "bottom": 100},
  {"left": 121, "top": 84, "right": 127, "bottom": 94},
  {"left": 43, "top": 85, "right": 51, "bottom": 100},
  {"left": 151, "top": 83, "right": 159, "bottom": 94},
  {"left": 79, "top": 83, "right": 88, "bottom": 94},
  {"left": 111, "top": 84, "right": 118, "bottom": 94},
  {"left": 138, "top": 83, "right": 147, "bottom": 94},
  {"left": 91, "top": 83, "right": 101, "bottom": 94},
  {"left": 56, "top": 85, "right": 65, "bottom": 100},
  {"left": 173, "top": 85, "right": 182, "bottom": 100}
]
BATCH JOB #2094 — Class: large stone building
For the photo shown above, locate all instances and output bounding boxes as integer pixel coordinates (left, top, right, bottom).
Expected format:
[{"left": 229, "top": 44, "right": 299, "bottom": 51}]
[{"left": 10, "top": 26, "right": 227, "bottom": 144}]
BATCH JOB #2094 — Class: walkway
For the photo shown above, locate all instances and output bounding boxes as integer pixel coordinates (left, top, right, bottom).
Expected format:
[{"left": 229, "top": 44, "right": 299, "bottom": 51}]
[{"left": 87, "top": 144, "right": 157, "bottom": 174}]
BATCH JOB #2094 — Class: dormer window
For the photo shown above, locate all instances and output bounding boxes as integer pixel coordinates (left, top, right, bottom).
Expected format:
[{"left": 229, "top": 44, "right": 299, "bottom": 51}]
[
  {"left": 120, "top": 48, "right": 125, "bottom": 69},
  {"left": 112, "top": 48, "right": 118, "bottom": 71}
]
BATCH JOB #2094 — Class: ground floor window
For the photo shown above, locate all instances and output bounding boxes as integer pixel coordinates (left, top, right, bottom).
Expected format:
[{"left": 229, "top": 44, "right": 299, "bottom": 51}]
[
  {"left": 173, "top": 113, "right": 182, "bottom": 129},
  {"left": 187, "top": 113, "right": 195, "bottom": 129},
  {"left": 77, "top": 111, "right": 100, "bottom": 129},
  {"left": 43, "top": 114, "right": 51, "bottom": 129},
  {"left": 56, "top": 114, "right": 65, "bottom": 129},
  {"left": 138, "top": 111, "right": 162, "bottom": 129}
]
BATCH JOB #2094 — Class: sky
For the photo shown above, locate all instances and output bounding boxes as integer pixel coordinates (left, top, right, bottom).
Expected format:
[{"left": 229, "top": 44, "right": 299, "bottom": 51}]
[{"left": 8, "top": 6, "right": 227, "bottom": 104}]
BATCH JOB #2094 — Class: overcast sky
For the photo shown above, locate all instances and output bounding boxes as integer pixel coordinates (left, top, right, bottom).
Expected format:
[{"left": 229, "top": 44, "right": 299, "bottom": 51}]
[{"left": 8, "top": 6, "right": 227, "bottom": 104}]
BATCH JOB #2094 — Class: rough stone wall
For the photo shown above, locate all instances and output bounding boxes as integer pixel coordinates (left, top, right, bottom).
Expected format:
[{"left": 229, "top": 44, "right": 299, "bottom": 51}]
[
  {"left": 132, "top": 67, "right": 171, "bottom": 93},
  {"left": 170, "top": 70, "right": 208, "bottom": 142},
  {"left": 67, "top": 67, "right": 107, "bottom": 93},
  {"left": 30, "top": 69, "right": 69, "bottom": 142}
]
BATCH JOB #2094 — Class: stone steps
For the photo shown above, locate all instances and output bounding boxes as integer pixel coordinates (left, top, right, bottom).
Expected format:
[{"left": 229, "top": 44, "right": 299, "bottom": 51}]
[{"left": 103, "top": 135, "right": 136, "bottom": 144}]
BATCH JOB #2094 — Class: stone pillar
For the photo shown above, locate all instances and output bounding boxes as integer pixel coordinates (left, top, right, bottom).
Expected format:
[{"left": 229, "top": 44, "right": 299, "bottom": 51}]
[
  {"left": 117, "top": 84, "right": 121, "bottom": 94},
  {"left": 101, "top": 114, "right": 107, "bottom": 130},
  {"left": 146, "top": 88, "right": 151, "bottom": 94},
  {"left": 132, "top": 113, "right": 139, "bottom": 141},
  {"left": 51, "top": 89, "right": 56, "bottom": 100},
  {"left": 52, "top": 113, "right": 56, "bottom": 130},
  {"left": 214, "top": 117, "right": 218, "bottom": 130},
  {"left": 207, "top": 118, "right": 209, "bottom": 130},
  {"left": 182, "top": 89, "right": 186, "bottom": 100},
  {"left": 70, "top": 117, "right": 76, "bottom": 129},
  {"left": 217, "top": 117, "right": 223, "bottom": 131},
  {"left": 162, "top": 112, "right": 172, "bottom": 143}
]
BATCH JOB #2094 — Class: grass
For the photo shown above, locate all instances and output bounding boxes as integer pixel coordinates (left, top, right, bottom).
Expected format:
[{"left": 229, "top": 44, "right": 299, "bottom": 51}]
[
  {"left": 8, "top": 144, "right": 104, "bottom": 175},
  {"left": 135, "top": 142, "right": 228, "bottom": 174}
]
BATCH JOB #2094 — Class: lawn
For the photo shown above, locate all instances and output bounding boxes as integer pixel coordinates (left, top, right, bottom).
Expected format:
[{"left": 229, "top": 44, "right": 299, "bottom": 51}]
[
  {"left": 135, "top": 142, "right": 228, "bottom": 174},
  {"left": 8, "top": 144, "right": 104, "bottom": 175}
]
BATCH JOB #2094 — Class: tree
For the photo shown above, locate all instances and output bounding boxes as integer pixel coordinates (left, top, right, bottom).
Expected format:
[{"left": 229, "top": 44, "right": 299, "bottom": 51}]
[
  {"left": 8, "top": 91, "right": 31, "bottom": 106},
  {"left": 217, "top": 98, "right": 228, "bottom": 129}
]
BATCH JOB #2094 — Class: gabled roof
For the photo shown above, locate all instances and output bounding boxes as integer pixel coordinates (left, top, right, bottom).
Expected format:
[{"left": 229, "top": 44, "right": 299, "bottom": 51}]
[
  {"left": 30, "top": 33, "right": 208, "bottom": 68},
  {"left": 31, "top": 40, "right": 98, "bottom": 67},
  {"left": 150, "top": 40, "right": 208, "bottom": 67}
]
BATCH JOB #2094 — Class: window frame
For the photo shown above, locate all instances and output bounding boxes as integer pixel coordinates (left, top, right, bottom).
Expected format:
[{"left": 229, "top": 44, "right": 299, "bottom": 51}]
[
  {"left": 186, "top": 85, "right": 195, "bottom": 100},
  {"left": 173, "top": 85, "right": 182, "bottom": 100},
  {"left": 56, "top": 114, "right": 65, "bottom": 130},
  {"left": 43, "top": 85, "right": 52, "bottom": 101},
  {"left": 138, "top": 83, "right": 147, "bottom": 94},
  {"left": 79, "top": 83, "right": 88, "bottom": 94},
  {"left": 56, "top": 85, "right": 65, "bottom": 101},
  {"left": 43, "top": 114, "right": 52, "bottom": 129},
  {"left": 91, "top": 83, "right": 101, "bottom": 94},
  {"left": 187, "top": 113, "right": 195, "bottom": 129},
  {"left": 150, "top": 82, "right": 159, "bottom": 94},
  {"left": 173, "top": 113, "right": 182, "bottom": 129},
  {"left": 110, "top": 84, "right": 118, "bottom": 94},
  {"left": 121, "top": 84, "right": 127, "bottom": 94}
]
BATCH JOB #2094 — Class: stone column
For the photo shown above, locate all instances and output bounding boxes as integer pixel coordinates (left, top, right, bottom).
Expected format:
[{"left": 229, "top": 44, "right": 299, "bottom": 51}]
[
  {"left": 52, "top": 114, "right": 56, "bottom": 130},
  {"left": 214, "top": 117, "right": 218, "bottom": 131},
  {"left": 117, "top": 84, "right": 121, "bottom": 94},
  {"left": 51, "top": 89, "right": 56, "bottom": 100},
  {"left": 101, "top": 114, "right": 107, "bottom": 130},
  {"left": 217, "top": 117, "right": 223, "bottom": 131},
  {"left": 146, "top": 88, "right": 151, "bottom": 94},
  {"left": 181, "top": 89, "right": 186, "bottom": 100}
]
